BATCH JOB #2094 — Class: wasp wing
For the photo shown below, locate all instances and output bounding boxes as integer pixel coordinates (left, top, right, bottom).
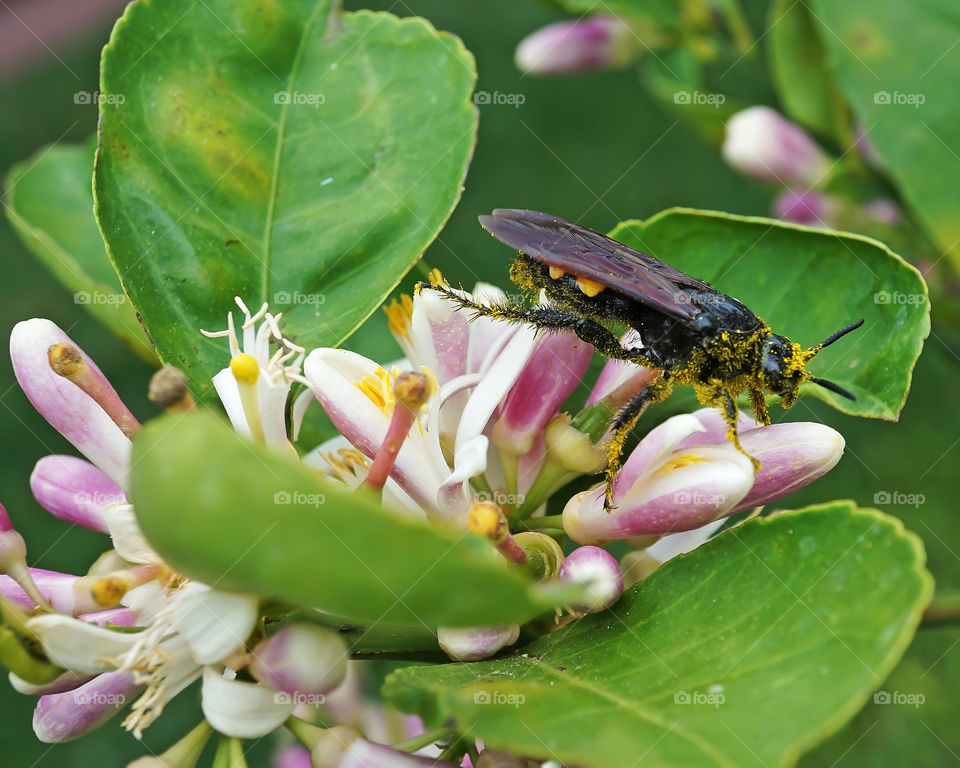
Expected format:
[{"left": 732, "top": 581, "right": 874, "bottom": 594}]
[{"left": 479, "top": 208, "right": 715, "bottom": 323}]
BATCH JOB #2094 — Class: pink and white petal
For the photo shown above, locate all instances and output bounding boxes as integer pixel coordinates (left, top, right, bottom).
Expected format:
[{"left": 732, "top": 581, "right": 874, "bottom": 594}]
[
  {"left": 33, "top": 671, "right": 139, "bottom": 743},
  {"left": 101, "top": 503, "right": 160, "bottom": 564},
  {"left": 674, "top": 407, "right": 763, "bottom": 450},
  {"left": 10, "top": 320, "right": 131, "bottom": 488},
  {"left": 29, "top": 455, "right": 122, "bottom": 533},
  {"left": 408, "top": 289, "right": 470, "bottom": 383},
  {"left": 615, "top": 414, "right": 708, "bottom": 495},
  {"left": 2, "top": 569, "right": 83, "bottom": 614},
  {"left": 436, "top": 435, "right": 490, "bottom": 523}
]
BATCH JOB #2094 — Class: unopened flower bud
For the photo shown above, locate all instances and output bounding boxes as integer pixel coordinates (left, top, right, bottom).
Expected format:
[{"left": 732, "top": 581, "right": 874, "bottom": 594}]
[
  {"left": 545, "top": 414, "right": 606, "bottom": 474},
  {"left": 33, "top": 671, "right": 139, "bottom": 743},
  {"left": 437, "top": 625, "right": 519, "bottom": 662},
  {"left": 773, "top": 190, "right": 835, "bottom": 226},
  {"left": 558, "top": 546, "right": 624, "bottom": 613},
  {"left": 516, "top": 16, "right": 638, "bottom": 76},
  {"left": 249, "top": 624, "right": 348, "bottom": 697},
  {"left": 723, "top": 106, "right": 830, "bottom": 187}
]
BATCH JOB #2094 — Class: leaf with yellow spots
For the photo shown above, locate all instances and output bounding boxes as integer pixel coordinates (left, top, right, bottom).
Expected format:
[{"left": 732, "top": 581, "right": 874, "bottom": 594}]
[{"left": 95, "top": 0, "right": 477, "bottom": 397}]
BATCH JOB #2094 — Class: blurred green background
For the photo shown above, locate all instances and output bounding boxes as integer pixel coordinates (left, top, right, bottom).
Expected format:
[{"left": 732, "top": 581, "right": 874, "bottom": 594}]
[{"left": 0, "top": 0, "right": 956, "bottom": 765}]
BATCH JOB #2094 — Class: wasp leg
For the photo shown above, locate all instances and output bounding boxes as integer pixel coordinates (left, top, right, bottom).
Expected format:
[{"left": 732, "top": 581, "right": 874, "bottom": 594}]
[
  {"left": 719, "top": 389, "right": 761, "bottom": 471},
  {"left": 603, "top": 375, "right": 674, "bottom": 511},
  {"left": 421, "top": 281, "right": 662, "bottom": 368},
  {"left": 749, "top": 388, "right": 771, "bottom": 426}
]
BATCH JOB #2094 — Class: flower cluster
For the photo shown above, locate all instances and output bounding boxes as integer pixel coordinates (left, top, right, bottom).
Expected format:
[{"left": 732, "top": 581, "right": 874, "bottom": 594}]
[{"left": 0, "top": 283, "right": 845, "bottom": 766}]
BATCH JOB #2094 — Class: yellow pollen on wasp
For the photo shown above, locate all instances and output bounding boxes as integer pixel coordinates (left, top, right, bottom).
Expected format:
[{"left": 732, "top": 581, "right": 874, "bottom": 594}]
[
  {"left": 229, "top": 353, "right": 260, "bottom": 385},
  {"left": 575, "top": 277, "right": 605, "bottom": 297},
  {"left": 653, "top": 453, "right": 706, "bottom": 477},
  {"left": 548, "top": 266, "right": 565, "bottom": 280},
  {"left": 383, "top": 294, "right": 414, "bottom": 339}
]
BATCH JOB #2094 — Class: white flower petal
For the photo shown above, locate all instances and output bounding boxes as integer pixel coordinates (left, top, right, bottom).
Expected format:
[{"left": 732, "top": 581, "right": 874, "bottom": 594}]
[
  {"left": 201, "top": 666, "right": 295, "bottom": 738},
  {"left": 212, "top": 368, "right": 250, "bottom": 439},
  {"left": 169, "top": 590, "right": 258, "bottom": 665},
  {"left": 437, "top": 435, "right": 490, "bottom": 521},
  {"left": 28, "top": 615, "right": 136, "bottom": 674},
  {"left": 101, "top": 503, "right": 160, "bottom": 565}
]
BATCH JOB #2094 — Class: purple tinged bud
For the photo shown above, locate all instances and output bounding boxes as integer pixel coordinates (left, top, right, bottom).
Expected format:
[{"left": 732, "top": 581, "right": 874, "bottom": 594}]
[
  {"left": 558, "top": 546, "right": 624, "bottom": 613},
  {"left": 437, "top": 625, "right": 520, "bottom": 662},
  {"left": 723, "top": 106, "right": 830, "bottom": 187},
  {"left": 250, "top": 624, "right": 348, "bottom": 697},
  {"left": 863, "top": 198, "right": 903, "bottom": 225},
  {"left": 515, "top": 16, "right": 637, "bottom": 76},
  {"left": 10, "top": 669, "right": 95, "bottom": 696},
  {"left": 33, "top": 671, "right": 139, "bottom": 743},
  {"left": 493, "top": 331, "right": 593, "bottom": 455},
  {"left": 10, "top": 320, "right": 131, "bottom": 488},
  {"left": 29, "top": 455, "right": 123, "bottom": 533},
  {"left": 340, "top": 739, "right": 457, "bottom": 768},
  {"left": 273, "top": 744, "right": 313, "bottom": 768},
  {"left": 773, "top": 190, "right": 835, "bottom": 226},
  {"left": 728, "top": 422, "right": 844, "bottom": 514},
  {"left": 0, "top": 503, "right": 12, "bottom": 532}
]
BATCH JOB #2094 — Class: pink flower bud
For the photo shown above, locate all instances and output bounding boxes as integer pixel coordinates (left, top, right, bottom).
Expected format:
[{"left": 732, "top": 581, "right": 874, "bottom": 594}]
[
  {"left": 10, "top": 320, "right": 131, "bottom": 488},
  {"left": 493, "top": 331, "right": 593, "bottom": 455},
  {"left": 250, "top": 624, "right": 348, "bottom": 697},
  {"left": 863, "top": 198, "right": 902, "bottom": 225},
  {"left": 29, "top": 455, "right": 123, "bottom": 533},
  {"left": 33, "top": 671, "right": 139, "bottom": 743},
  {"left": 437, "top": 625, "right": 519, "bottom": 662},
  {"left": 772, "top": 190, "right": 835, "bottom": 226},
  {"left": 516, "top": 16, "right": 637, "bottom": 76},
  {"left": 558, "top": 546, "right": 624, "bottom": 613},
  {"left": 723, "top": 107, "right": 830, "bottom": 187}
]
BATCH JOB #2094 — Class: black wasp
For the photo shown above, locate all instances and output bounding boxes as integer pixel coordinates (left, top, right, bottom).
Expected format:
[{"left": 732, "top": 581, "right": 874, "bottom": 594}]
[{"left": 423, "top": 209, "right": 863, "bottom": 508}]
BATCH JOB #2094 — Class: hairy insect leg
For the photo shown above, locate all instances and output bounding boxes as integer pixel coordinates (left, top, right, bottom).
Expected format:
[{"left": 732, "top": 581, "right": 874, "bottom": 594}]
[
  {"left": 603, "top": 375, "right": 673, "bottom": 511},
  {"left": 421, "top": 280, "right": 661, "bottom": 368},
  {"left": 719, "top": 389, "right": 761, "bottom": 471},
  {"left": 749, "top": 388, "right": 771, "bottom": 426}
]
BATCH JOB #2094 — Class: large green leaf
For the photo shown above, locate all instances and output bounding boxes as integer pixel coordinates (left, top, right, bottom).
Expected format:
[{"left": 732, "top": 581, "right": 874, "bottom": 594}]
[
  {"left": 807, "top": 0, "right": 960, "bottom": 271},
  {"left": 385, "top": 502, "right": 932, "bottom": 768},
  {"left": 94, "top": 0, "right": 477, "bottom": 396},
  {"left": 610, "top": 209, "right": 929, "bottom": 419},
  {"left": 767, "top": 0, "right": 847, "bottom": 140},
  {"left": 5, "top": 141, "right": 155, "bottom": 362},
  {"left": 130, "top": 411, "right": 567, "bottom": 629}
]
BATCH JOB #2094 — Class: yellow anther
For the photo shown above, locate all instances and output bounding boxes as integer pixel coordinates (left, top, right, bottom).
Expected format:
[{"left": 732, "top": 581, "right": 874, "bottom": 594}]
[
  {"left": 383, "top": 294, "right": 414, "bottom": 339},
  {"left": 467, "top": 502, "right": 507, "bottom": 542},
  {"left": 90, "top": 575, "right": 131, "bottom": 607},
  {"left": 428, "top": 268, "right": 445, "bottom": 286},
  {"left": 548, "top": 266, "right": 566, "bottom": 280},
  {"left": 575, "top": 277, "right": 605, "bottom": 297},
  {"left": 230, "top": 353, "right": 260, "bottom": 385},
  {"left": 653, "top": 453, "right": 706, "bottom": 477}
]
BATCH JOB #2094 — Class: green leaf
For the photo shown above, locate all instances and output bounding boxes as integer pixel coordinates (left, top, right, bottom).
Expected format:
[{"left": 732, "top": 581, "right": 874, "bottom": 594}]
[
  {"left": 385, "top": 502, "right": 933, "bottom": 768},
  {"left": 767, "top": 0, "right": 847, "bottom": 140},
  {"left": 806, "top": 0, "right": 960, "bottom": 271},
  {"left": 130, "top": 411, "right": 565, "bottom": 629},
  {"left": 4, "top": 140, "right": 155, "bottom": 362},
  {"left": 94, "top": 0, "right": 477, "bottom": 396},
  {"left": 610, "top": 209, "right": 929, "bottom": 419}
]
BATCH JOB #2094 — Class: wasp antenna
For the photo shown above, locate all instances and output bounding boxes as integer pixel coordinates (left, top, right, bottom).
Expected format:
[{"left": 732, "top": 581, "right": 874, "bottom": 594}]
[
  {"left": 810, "top": 377, "right": 857, "bottom": 401},
  {"left": 818, "top": 318, "right": 865, "bottom": 350}
]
